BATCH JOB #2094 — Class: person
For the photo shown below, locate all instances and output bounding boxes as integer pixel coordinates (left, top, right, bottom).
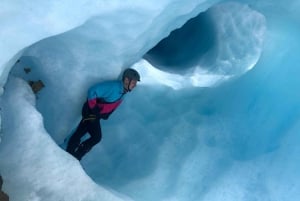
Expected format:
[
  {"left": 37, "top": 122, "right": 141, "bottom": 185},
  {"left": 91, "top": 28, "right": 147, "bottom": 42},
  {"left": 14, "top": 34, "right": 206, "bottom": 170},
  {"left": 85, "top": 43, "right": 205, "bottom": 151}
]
[{"left": 66, "top": 68, "right": 140, "bottom": 160}]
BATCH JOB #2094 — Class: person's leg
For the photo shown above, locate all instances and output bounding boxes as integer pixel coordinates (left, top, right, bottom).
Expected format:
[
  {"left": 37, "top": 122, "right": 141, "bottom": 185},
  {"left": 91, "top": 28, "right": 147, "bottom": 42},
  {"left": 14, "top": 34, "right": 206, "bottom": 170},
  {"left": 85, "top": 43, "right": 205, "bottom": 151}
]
[
  {"left": 66, "top": 120, "right": 88, "bottom": 156},
  {"left": 66, "top": 101, "right": 89, "bottom": 157},
  {"left": 73, "top": 119, "right": 102, "bottom": 160}
]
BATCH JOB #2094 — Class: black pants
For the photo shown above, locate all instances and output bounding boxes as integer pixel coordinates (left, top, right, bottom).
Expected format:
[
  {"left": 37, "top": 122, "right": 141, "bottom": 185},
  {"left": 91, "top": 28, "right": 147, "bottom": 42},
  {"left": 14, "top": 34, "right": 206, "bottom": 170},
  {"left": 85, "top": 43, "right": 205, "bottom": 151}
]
[{"left": 66, "top": 103, "right": 102, "bottom": 160}]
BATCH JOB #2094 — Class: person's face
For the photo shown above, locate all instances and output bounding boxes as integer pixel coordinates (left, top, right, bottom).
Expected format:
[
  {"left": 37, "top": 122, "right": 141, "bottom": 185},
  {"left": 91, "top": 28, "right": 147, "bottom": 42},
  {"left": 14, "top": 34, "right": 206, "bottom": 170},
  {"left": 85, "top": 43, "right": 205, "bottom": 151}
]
[{"left": 124, "top": 77, "right": 138, "bottom": 91}]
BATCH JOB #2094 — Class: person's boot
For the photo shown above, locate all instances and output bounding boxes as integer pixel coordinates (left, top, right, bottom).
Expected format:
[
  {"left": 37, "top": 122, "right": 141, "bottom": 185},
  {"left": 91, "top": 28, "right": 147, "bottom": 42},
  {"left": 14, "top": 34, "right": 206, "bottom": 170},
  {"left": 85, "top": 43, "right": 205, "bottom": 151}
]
[
  {"left": 66, "top": 141, "right": 80, "bottom": 156},
  {"left": 73, "top": 143, "right": 91, "bottom": 161}
]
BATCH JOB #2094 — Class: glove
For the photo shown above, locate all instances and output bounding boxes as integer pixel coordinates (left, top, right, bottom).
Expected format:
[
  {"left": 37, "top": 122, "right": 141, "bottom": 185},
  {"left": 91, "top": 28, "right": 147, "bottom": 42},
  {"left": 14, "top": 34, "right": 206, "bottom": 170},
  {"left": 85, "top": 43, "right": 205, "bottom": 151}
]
[
  {"left": 82, "top": 105, "right": 101, "bottom": 122},
  {"left": 89, "top": 106, "right": 101, "bottom": 119}
]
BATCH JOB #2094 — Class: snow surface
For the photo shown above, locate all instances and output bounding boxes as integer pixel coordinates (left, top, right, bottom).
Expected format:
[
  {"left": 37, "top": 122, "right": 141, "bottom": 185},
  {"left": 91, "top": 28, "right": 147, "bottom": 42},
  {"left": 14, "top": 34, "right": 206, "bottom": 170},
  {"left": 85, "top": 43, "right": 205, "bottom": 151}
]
[{"left": 1, "top": 0, "right": 300, "bottom": 201}]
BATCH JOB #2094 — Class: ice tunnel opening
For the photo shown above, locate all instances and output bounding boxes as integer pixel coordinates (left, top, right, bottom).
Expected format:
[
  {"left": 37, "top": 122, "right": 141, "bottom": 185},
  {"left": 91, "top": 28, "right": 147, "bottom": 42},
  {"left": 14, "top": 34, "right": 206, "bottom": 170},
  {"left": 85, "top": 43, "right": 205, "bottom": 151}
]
[
  {"left": 144, "top": 11, "right": 216, "bottom": 74},
  {"left": 144, "top": 2, "right": 266, "bottom": 78}
]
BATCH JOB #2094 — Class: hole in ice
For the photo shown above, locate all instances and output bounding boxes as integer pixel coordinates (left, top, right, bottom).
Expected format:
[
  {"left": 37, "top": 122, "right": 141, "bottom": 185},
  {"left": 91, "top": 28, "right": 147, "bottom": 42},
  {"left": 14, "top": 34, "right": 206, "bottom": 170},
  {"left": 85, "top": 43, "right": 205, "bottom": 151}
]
[
  {"left": 144, "top": 11, "right": 216, "bottom": 74},
  {"left": 144, "top": 2, "right": 266, "bottom": 77}
]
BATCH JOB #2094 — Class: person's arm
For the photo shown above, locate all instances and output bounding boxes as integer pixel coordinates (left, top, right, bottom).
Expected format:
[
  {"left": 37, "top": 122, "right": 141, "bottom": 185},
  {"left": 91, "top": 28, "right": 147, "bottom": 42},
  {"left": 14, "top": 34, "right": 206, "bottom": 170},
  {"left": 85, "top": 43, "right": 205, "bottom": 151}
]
[
  {"left": 87, "top": 82, "right": 108, "bottom": 109},
  {"left": 87, "top": 81, "right": 123, "bottom": 119}
]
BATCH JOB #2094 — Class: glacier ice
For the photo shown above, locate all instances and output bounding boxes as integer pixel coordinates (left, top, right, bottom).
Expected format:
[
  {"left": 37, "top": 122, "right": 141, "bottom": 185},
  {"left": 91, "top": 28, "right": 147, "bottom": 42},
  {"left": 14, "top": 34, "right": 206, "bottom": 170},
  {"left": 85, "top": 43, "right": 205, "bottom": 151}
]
[{"left": 1, "top": 0, "right": 300, "bottom": 201}]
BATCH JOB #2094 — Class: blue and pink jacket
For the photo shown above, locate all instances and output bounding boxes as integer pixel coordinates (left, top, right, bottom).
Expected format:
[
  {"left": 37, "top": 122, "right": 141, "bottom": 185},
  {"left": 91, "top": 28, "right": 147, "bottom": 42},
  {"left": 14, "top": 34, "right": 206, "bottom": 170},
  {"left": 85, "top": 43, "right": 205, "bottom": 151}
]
[{"left": 87, "top": 80, "right": 125, "bottom": 116}]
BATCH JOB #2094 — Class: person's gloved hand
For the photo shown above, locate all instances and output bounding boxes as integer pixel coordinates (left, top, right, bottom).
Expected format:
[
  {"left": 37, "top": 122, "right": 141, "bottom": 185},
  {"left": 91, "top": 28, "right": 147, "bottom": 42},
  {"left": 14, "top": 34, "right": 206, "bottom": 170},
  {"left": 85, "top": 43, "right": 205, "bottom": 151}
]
[
  {"left": 82, "top": 106, "right": 101, "bottom": 122},
  {"left": 91, "top": 106, "right": 102, "bottom": 118}
]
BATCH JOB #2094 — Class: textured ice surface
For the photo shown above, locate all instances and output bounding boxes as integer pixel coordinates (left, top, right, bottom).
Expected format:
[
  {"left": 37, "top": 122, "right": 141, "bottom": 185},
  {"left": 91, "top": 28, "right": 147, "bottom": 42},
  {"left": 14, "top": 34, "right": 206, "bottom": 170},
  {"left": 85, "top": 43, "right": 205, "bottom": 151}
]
[{"left": 1, "top": 0, "right": 300, "bottom": 201}]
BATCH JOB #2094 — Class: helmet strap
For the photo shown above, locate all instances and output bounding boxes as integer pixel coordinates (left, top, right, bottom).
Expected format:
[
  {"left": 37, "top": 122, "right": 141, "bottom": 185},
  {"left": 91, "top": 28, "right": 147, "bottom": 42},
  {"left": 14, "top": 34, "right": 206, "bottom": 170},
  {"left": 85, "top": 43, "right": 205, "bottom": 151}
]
[
  {"left": 127, "top": 79, "right": 132, "bottom": 92},
  {"left": 123, "top": 78, "right": 132, "bottom": 93}
]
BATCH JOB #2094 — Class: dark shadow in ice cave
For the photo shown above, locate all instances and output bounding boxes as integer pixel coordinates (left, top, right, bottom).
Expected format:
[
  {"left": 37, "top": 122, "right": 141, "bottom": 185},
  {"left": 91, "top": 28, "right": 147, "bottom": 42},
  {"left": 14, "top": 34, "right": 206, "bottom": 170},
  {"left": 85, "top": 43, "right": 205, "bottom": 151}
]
[{"left": 144, "top": 11, "right": 216, "bottom": 74}]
